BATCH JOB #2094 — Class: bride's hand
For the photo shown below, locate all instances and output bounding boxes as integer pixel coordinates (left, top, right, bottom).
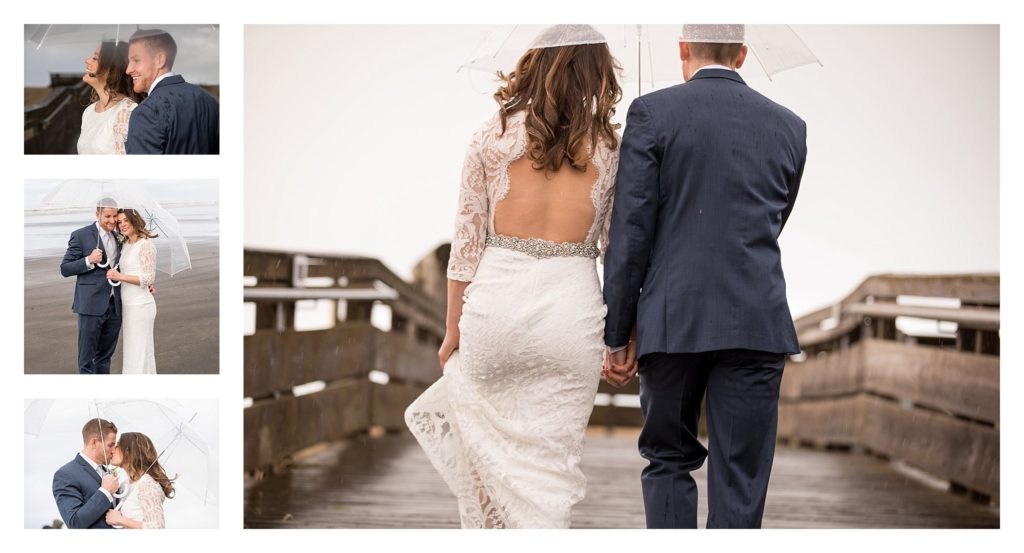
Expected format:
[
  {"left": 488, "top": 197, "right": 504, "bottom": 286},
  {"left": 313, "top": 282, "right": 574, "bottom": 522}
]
[
  {"left": 438, "top": 332, "right": 460, "bottom": 368},
  {"left": 105, "top": 509, "right": 124, "bottom": 525},
  {"left": 105, "top": 268, "right": 121, "bottom": 281}
]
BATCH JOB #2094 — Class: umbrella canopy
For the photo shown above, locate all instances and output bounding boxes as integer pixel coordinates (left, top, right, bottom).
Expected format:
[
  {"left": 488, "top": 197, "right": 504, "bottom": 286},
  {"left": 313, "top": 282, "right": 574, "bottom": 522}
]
[
  {"left": 24, "top": 398, "right": 218, "bottom": 509},
  {"left": 40, "top": 180, "right": 192, "bottom": 276},
  {"left": 25, "top": 24, "right": 219, "bottom": 49},
  {"left": 461, "top": 24, "right": 821, "bottom": 95}
]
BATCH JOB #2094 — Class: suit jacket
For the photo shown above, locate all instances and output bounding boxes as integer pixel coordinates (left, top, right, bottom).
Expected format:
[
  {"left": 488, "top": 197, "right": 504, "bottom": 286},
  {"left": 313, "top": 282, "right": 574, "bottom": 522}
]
[
  {"left": 52, "top": 454, "right": 114, "bottom": 529},
  {"left": 125, "top": 74, "right": 220, "bottom": 155},
  {"left": 60, "top": 223, "right": 122, "bottom": 317},
  {"left": 603, "top": 69, "right": 807, "bottom": 356}
]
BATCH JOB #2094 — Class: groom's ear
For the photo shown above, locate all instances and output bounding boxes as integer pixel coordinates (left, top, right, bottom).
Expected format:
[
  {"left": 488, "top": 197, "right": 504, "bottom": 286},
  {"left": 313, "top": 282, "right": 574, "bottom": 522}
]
[
  {"left": 733, "top": 45, "right": 749, "bottom": 70},
  {"left": 679, "top": 42, "right": 690, "bottom": 62},
  {"left": 156, "top": 51, "right": 168, "bottom": 71}
]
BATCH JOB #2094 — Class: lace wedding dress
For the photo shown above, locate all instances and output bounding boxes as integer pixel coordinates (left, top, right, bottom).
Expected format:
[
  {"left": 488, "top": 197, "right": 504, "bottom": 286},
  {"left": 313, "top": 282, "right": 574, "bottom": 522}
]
[
  {"left": 118, "top": 473, "right": 166, "bottom": 529},
  {"left": 405, "top": 111, "right": 619, "bottom": 528},
  {"left": 77, "top": 98, "right": 136, "bottom": 155},
  {"left": 119, "top": 238, "right": 157, "bottom": 374}
]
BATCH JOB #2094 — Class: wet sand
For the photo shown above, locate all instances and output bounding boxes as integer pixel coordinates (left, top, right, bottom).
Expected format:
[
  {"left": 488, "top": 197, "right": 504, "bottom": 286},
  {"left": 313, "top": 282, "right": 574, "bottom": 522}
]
[{"left": 24, "top": 240, "right": 219, "bottom": 374}]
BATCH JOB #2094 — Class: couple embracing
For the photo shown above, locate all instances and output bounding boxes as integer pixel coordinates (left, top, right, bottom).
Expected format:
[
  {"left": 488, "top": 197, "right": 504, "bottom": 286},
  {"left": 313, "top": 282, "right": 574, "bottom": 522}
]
[
  {"left": 60, "top": 200, "right": 159, "bottom": 374},
  {"left": 405, "top": 24, "right": 807, "bottom": 529},
  {"left": 52, "top": 418, "right": 174, "bottom": 529},
  {"left": 78, "top": 28, "right": 219, "bottom": 155}
]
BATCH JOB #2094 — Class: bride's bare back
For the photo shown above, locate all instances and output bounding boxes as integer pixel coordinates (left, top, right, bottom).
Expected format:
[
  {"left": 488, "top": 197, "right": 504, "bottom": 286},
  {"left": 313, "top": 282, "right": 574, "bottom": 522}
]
[{"left": 493, "top": 156, "right": 598, "bottom": 243}]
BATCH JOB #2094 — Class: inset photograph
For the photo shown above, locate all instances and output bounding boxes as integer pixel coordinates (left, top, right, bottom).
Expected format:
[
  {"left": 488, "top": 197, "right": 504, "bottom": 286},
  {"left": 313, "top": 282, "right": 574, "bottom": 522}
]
[
  {"left": 25, "top": 179, "right": 219, "bottom": 374},
  {"left": 24, "top": 399, "right": 219, "bottom": 529},
  {"left": 24, "top": 24, "right": 219, "bottom": 155}
]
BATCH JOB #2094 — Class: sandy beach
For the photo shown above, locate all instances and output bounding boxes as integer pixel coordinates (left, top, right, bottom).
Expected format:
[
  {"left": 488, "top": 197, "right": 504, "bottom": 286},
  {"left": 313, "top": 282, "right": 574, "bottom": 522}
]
[{"left": 24, "top": 240, "right": 219, "bottom": 374}]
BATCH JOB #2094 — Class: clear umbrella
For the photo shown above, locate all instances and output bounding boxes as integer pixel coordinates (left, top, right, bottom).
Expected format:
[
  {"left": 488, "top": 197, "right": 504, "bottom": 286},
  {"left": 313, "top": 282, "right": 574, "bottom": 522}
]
[
  {"left": 461, "top": 24, "right": 821, "bottom": 95},
  {"left": 39, "top": 179, "right": 192, "bottom": 276},
  {"left": 25, "top": 24, "right": 219, "bottom": 49},
  {"left": 24, "top": 398, "right": 218, "bottom": 508}
]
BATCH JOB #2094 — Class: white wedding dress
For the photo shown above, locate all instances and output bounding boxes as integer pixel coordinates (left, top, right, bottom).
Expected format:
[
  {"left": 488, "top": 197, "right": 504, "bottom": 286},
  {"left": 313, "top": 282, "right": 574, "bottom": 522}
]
[
  {"left": 77, "top": 97, "right": 136, "bottom": 155},
  {"left": 118, "top": 473, "right": 166, "bottom": 529},
  {"left": 119, "top": 238, "right": 157, "bottom": 374},
  {"left": 405, "top": 111, "right": 619, "bottom": 528}
]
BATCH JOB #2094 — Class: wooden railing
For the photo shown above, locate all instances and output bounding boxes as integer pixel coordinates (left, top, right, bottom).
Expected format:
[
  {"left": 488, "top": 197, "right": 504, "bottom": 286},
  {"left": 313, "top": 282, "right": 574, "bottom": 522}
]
[
  {"left": 243, "top": 249, "right": 445, "bottom": 472},
  {"left": 24, "top": 74, "right": 92, "bottom": 155},
  {"left": 779, "top": 274, "right": 999, "bottom": 501}
]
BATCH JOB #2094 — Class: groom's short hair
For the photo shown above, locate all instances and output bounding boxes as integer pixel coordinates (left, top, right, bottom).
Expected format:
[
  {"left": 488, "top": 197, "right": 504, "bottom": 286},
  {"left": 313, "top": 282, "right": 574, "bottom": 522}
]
[
  {"left": 96, "top": 197, "right": 118, "bottom": 213},
  {"left": 688, "top": 42, "right": 744, "bottom": 65},
  {"left": 81, "top": 418, "right": 117, "bottom": 445},
  {"left": 130, "top": 29, "right": 178, "bottom": 70}
]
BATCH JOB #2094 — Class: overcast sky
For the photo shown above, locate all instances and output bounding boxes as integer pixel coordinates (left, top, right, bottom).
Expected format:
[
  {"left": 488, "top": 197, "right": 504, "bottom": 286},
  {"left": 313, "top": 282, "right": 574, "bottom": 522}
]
[
  {"left": 24, "top": 24, "right": 220, "bottom": 87},
  {"left": 244, "top": 25, "right": 999, "bottom": 318}
]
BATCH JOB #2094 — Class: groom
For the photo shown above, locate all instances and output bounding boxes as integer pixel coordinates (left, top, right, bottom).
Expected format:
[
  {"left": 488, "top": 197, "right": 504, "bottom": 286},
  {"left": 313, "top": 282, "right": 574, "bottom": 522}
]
[
  {"left": 602, "top": 24, "right": 807, "bottom": 528},
  {"left": 125, "top": 28, "right": 219, "bottom": 154},
  {"left": 60, "top": 199, "right": 123, "bottom": 374},
  {"left": 52, "top": 418, "right": 120, "bottom": 529}
]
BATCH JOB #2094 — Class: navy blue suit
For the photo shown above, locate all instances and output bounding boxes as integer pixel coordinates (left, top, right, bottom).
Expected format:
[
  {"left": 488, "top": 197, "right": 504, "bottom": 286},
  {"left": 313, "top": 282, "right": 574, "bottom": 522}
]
[
  {"left": 52, "top": 455, "right": 114, "bottom": 529},
  {"left": 603, "top": 69, "right": 807, "bottom": 528},
  {"left": 126, "top": 74, "right": 219, "bottom": 155},
  {"left": 60, "top": 223, "right": 122, "bottom": 374}
]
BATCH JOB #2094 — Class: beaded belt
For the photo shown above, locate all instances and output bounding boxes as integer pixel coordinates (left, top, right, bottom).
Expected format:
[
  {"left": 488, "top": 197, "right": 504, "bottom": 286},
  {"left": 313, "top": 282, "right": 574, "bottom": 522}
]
[{"left": 485, "top": 234, "right": 599, "bottom": 259}]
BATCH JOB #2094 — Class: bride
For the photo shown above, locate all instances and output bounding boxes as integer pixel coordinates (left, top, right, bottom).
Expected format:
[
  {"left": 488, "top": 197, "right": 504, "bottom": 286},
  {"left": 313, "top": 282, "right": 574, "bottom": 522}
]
[
  {"left": 105, "top": 209, "right": 158, "bottom": 374},
  {"left": 104, "top": 432, "right": 176, "bottom": 529},
  {"left": 79, "top": 41, "right": 141, "bottom": 155},
  {"left": 405, "top": 25, "right": 624, "bottom": 528}
]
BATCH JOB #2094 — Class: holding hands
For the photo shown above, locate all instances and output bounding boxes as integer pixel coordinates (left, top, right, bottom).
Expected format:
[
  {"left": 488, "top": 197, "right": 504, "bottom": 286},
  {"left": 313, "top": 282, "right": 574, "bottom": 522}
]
[
  {"left": 601, "top": 326, "right": 639, "bottom": 388},
  {"left": 105, "top": 508, "right": 126, "bottom": 526}
]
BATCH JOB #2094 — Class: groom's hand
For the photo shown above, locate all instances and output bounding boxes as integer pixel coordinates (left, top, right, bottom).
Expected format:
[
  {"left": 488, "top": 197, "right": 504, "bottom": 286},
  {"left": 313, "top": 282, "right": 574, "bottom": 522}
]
[
  {"left": 87, "top": 248, "right": 104, "bottom": 265},
  {"left": 101, "top": 474, "right": 119, "bottom": 493}
]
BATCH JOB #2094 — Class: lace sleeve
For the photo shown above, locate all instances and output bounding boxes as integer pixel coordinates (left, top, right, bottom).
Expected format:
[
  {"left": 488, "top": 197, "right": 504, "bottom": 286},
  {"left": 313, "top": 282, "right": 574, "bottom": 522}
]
[
  {"left": 136, "top": 476, "right": 166, "bottom": 529},
  {"left": 446, "top": 134, "right": 488, "bottom": 282},
  {"left": 597, "top": 141, "right": 620, "bottom": 263},
  {"left": 113, "top": 101, "right": 137, "bottom": 155},
  {"left": 137, "top": 239, "right": 157, "bottom": 289}
]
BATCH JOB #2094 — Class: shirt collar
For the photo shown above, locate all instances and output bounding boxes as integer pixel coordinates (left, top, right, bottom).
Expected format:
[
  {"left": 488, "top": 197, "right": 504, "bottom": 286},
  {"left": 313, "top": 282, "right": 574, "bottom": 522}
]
[
  {"left": 148, "top": 72, "right": 177, "bottom": 95},
  {"left": 693, "top": 64, "right": 736, "bottom": 77},
  {"left": 78, "top": 451, "right": 103, "bottom": 472}
]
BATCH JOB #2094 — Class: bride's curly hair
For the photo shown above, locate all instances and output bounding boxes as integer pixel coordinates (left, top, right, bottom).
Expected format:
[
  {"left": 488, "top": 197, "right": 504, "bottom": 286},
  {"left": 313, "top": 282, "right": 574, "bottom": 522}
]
[
  {"left": 117, "top": 209, "right": 160, "bottom": 239},
  {"left": 495, "top": 41, "right": 622, "bottom": 173},
  {"left": 89, "top": 41, "right": 144, "bottom": 105},
  {"left": 116, "top": 432, "right": 176, "bottom": 499}
]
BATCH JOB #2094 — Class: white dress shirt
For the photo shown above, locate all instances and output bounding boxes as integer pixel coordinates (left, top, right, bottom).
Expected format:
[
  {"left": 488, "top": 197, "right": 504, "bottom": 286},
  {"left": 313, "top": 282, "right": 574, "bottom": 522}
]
[
  {"left": 78, "top": 452, "right": 115, "bottom": 504},
  {"left": 85, "top": 222, "right": 116, "bottom": 271},
  {"left": 148, "top": 72, "right": 177, "bottom": 95}
]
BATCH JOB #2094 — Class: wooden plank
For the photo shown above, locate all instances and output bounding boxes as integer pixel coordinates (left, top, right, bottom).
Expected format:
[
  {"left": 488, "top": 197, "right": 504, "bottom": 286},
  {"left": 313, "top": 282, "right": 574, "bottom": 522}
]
[
  {"left": 862, "top": 338, "right": 999, "bottom": 423},
  {"left": 860, "top": 395, "right": 999, "bottom": 496},
  {"left": 781, "top": 342, "right": 864, "bottom": 400},
  {"left": 375, "top": 330, "right": 442, "bottom": 386},
  {"left": 372, "top": 382, "right": 427, "bottom": 432},
  {"left": 589, "top": 405, "right": 644, "bottom": 428},
  {"left": 244, "top": 380, "right": 372, "bottom": 472},
  {"left": 244, "top": 434, "right": 999, "bottom": 528},
  {"left": 778, "top": 395, "right": 863, "bottom": 446},
  {"left": 244, "top": 250, "right": 293, "bottom": 284},
  {"left": 244, "top": 325, "right": 377, "bottom": 398}
]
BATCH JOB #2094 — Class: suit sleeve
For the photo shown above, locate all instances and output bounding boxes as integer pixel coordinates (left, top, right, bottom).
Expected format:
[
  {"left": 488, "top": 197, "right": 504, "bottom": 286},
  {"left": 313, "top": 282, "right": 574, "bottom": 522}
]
[
  {"left": 602, "top": 97, "right": 660, "bottom": 348},
  {"left": 60, "top": 231, "right": 90, "bottom": 278},
  {"left": 780, "top": 120, "right": 807, "bottom": 232},
  {"left": 125, "top": 102, "right": 167, "bottom": 155},
  {"left": 53, "top": 470, "right": 111, "bottom": 529}
]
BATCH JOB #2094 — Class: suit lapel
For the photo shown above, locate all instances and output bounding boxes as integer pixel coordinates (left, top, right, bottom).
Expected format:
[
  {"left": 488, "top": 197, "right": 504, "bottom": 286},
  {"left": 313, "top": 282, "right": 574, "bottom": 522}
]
[{"left": 75, "top": 454, "right": 102, "bottom": 486}]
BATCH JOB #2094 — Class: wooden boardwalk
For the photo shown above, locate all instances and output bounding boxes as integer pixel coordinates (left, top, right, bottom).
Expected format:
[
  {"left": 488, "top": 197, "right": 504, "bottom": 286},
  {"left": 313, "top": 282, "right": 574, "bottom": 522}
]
[{"left": 243, "top": 431, "right": 999, "bottom": 529}]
